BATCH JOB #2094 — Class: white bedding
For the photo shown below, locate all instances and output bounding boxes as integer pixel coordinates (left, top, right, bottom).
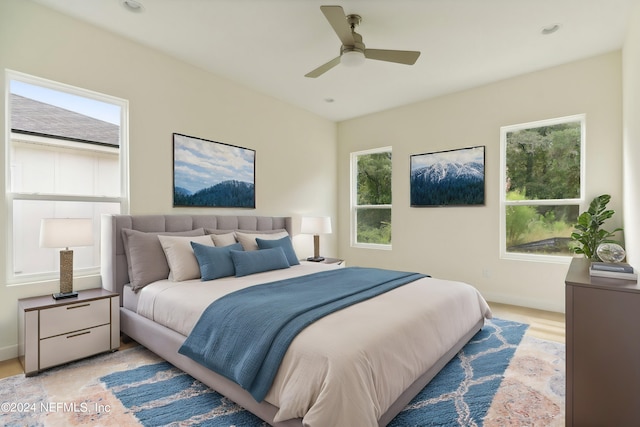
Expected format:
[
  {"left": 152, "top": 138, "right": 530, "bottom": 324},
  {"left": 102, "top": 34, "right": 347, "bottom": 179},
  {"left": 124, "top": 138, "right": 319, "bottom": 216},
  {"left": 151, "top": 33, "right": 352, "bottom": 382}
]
[{"left": 136, "top": 263, "right": 492, "bottom": 427}]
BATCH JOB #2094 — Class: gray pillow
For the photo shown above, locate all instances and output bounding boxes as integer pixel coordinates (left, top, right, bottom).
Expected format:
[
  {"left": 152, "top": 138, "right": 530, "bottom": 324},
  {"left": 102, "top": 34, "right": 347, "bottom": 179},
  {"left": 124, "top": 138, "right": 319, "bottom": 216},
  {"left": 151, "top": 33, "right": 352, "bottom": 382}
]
[{"left": 122, "top": 228, "right": 205, "bottom": 291}]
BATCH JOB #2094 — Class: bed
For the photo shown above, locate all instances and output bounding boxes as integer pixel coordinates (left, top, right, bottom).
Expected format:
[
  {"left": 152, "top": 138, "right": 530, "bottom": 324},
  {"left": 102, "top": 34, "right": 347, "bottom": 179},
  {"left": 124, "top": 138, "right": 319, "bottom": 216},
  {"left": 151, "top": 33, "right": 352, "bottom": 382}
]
[{"left": 101, "top": 214, "right": 492, "bottom": 427}]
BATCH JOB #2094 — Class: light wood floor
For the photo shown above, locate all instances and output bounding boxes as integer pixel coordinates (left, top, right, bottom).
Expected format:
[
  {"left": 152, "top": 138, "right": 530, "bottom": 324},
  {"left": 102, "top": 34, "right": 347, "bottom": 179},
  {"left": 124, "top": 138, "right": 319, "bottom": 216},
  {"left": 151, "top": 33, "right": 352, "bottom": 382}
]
[
  {"left": 0, "top": 339, "right": 139, "bottom": 380},
  {"left": 489, "top": 302, "right": 565, "bottom": 343},
  {"left": 0, "top": 302, "right": 565, "bottom": 380}
]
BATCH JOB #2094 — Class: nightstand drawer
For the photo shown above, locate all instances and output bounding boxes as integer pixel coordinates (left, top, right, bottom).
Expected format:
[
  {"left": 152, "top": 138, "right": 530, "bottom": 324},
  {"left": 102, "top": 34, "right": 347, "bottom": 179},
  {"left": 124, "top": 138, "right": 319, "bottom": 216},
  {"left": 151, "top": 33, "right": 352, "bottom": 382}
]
[
  {"left": 39, "top": 324, "right": 111, "bottom": 369},
  {"left": 40, "top": 298, "right": 110, "bottom": 338}
]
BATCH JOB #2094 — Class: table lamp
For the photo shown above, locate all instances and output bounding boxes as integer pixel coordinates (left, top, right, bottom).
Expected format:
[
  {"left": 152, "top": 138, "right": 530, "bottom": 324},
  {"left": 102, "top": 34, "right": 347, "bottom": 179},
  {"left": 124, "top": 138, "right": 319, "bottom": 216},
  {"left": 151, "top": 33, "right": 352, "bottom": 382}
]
[
  {"left": 39, "top": 218, "right": 93, "bottom": 299},
  {"left": 301, "top": 216, "right": 332, "bottom": 262}
]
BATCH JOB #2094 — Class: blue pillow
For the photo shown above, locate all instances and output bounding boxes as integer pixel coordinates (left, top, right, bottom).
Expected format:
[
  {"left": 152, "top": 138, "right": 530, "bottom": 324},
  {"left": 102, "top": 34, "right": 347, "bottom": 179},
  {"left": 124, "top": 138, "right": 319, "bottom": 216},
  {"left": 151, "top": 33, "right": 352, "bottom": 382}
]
[
  {"left": 230, "top": 247, "right": 290, "bottom": 277},
  {"left": 191, "top": 242, "right": 243, "bottom": 281},
  {"left": 256, "top": 236, "right": 300, "bottom": 266}
]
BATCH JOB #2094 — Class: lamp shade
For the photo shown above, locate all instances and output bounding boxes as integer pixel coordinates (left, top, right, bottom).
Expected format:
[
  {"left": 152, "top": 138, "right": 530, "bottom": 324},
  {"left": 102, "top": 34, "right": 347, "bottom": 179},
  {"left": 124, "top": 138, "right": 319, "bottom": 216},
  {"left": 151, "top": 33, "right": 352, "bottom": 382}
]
[
  {"left": 301, "top": 217, "right": 332, "bottom": 235},
  {"left": 40, "top": 218, "right": 94, "bottom": 249}
]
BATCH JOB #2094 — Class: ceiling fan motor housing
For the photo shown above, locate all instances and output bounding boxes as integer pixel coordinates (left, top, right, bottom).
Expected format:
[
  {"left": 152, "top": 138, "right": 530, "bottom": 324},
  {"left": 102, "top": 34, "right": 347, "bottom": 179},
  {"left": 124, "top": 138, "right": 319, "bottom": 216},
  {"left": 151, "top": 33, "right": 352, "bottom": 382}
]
[
  {"left": 340, "top": 32, "right": 365, "bottom": 55},
  {"left": 347, "top": 14, "right": 362, "bottom": 28}
]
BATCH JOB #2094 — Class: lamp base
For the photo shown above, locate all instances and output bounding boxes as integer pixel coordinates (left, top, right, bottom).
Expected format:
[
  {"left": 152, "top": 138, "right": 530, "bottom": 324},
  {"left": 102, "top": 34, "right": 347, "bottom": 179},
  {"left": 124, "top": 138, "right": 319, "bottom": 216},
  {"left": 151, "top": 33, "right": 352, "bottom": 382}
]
[
  {"left": 52, "top": 291, "right": 79, "bottom": 300},
  {"left": 59, "top": 249, "right": 74, "bottom": 294},
  {"left": 306, "top": 256, "right": 325, "bottom": 262}
]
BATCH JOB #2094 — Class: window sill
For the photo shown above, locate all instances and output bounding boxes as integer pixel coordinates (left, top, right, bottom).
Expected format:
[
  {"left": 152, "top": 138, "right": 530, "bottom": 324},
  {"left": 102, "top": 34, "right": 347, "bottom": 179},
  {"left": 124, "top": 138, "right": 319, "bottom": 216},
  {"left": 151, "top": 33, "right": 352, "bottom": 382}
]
[
  {"left": 352, "top": 243, "right": 392, "bottom": 251},
  {"left": 500, "top": 252, "right": 573, "bottom": 264}
]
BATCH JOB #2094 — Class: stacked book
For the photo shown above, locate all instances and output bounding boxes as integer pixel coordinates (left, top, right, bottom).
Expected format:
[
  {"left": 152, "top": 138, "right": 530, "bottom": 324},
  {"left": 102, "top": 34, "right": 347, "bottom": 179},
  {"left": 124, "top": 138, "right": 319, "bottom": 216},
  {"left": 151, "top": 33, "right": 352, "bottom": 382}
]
[{"left": 590, "top": 261, "right": 638, "bottom": 280}]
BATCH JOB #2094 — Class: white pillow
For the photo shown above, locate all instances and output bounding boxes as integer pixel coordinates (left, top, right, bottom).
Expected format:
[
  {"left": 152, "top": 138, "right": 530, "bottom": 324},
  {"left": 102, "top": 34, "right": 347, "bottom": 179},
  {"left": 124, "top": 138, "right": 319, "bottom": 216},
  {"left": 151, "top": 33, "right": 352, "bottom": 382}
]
[
  {"left": 210, "top": 232, "right": 237, "bottom": 247},
  {"left": 157, "top": 234, "right": 215, "bottom": 281},
  {"left": 235, "top": 230, "right": 289, "bottom": 251}
]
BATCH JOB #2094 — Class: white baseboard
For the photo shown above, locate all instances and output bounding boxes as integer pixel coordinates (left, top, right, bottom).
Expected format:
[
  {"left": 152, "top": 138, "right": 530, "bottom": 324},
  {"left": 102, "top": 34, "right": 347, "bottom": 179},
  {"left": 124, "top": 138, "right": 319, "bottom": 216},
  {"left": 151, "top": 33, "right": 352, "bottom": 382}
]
[
  {"left": 0, "top": 344, "right": 18, "bottom": 362},
  {"left": 482, "top": 291, "right": 565, "bottom": 314}
]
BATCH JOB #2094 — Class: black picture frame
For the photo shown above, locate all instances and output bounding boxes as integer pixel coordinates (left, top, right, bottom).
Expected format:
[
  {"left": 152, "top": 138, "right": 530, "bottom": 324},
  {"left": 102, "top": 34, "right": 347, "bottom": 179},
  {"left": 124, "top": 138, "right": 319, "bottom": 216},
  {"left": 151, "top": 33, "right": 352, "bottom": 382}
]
[
  {"left": 410, "top": 145, "right": 485, "bottom": 207},
  {"left": 173, "top": 133, "right": 255, "bottom": 208}
]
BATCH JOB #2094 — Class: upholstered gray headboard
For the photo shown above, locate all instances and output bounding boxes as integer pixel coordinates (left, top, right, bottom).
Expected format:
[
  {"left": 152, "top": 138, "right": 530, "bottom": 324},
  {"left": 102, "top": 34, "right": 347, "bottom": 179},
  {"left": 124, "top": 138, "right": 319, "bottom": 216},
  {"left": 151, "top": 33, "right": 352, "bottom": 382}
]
[{"left": 100, "top": 214, "right": 292, "bottom": 305}]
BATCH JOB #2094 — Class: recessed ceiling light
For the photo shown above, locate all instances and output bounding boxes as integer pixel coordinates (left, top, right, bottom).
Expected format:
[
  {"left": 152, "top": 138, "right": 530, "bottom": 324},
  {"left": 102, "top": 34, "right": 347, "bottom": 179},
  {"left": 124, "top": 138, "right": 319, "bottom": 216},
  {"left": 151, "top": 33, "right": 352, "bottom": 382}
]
[
  {"left": 541, "top": 24, "right": 561, "bottom": 35},
  {"left": 122, "top": 0, "right": 144, "bottom": 12}
]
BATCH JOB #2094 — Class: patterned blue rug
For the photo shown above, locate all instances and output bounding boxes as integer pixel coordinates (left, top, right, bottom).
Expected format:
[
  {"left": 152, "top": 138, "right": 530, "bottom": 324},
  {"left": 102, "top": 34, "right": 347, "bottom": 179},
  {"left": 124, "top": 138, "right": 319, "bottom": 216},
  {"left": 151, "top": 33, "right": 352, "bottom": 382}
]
[{"left": 100, "top": 318, "right": 527, "bottom": 427}]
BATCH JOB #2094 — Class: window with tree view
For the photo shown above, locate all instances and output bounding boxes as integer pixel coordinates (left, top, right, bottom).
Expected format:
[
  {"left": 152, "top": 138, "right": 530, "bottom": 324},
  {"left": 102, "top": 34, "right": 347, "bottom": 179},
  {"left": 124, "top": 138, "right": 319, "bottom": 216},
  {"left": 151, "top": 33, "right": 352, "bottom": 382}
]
[
  {"left": 501, "top": 115, "right": 584, "bottom": 259},
  {"left": 351, "top": 147, "right": 392, "bottom": 248}
]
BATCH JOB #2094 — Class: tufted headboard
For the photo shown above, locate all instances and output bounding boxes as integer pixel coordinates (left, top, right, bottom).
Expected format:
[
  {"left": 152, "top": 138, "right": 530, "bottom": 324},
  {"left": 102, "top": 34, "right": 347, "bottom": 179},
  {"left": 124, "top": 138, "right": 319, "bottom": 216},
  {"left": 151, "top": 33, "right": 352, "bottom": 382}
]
[{"left": 100, "top": 214, "right": 292, "bottom": 304}]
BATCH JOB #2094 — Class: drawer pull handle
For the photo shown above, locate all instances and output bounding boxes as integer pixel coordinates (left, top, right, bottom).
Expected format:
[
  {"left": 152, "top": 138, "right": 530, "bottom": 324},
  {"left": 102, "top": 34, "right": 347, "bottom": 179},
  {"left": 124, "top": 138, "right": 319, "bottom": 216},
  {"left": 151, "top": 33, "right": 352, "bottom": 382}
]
[
  {"left": 67, "top": 303, "right": 90, "bottom": 310},
  {"left": 67, "top": 331, "right": 91, "bottom": 339}
]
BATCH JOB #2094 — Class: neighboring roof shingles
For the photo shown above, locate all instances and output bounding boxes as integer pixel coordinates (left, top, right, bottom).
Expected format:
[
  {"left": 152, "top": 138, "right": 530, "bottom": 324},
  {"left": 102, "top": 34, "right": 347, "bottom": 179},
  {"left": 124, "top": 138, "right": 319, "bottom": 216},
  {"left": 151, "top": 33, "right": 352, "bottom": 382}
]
[{"left": 10, "top": 93, "right": 120, "bottom": 147}]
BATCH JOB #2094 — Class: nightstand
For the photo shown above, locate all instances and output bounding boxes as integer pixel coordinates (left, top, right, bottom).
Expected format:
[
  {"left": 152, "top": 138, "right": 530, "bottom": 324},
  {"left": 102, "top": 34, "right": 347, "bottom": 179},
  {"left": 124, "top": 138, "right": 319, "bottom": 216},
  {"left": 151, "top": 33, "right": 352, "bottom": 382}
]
[
  {"left": 18, "top": 288, "right": 120, "bottom": 376},
  {"left": 303, "top": 257, "right": 345, "bottom": 267},
  {"left": 320, "top": 257, "right": 344, "bottom": 266}
]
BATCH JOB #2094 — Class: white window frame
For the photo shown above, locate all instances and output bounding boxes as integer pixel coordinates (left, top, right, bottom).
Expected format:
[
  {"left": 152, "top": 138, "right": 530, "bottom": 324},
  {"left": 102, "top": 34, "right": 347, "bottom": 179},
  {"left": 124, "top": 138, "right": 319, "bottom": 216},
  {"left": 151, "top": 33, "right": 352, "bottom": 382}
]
[
  {"left": 350, "top": 146, "right": 392, "bottom": 250},
  {"left": 5, "top": 70, "right": 130, "bottom": 285},
  {"left": 499, "top": 114, "right": 586, "bottom": 263}
]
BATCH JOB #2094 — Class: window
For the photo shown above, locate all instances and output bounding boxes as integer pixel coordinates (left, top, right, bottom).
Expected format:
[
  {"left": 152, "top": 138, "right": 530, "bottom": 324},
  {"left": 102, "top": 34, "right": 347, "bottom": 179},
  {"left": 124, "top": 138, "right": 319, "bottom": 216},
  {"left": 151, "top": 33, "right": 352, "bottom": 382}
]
[
  {"left": 500, "top": 114, "right": 585, "bottom": 261},
  {"left": 351, "top": 147, "right": 392, "bottom": 249},
  {"left": 6, "top": 71, "right": 129, "bottom": 284}
]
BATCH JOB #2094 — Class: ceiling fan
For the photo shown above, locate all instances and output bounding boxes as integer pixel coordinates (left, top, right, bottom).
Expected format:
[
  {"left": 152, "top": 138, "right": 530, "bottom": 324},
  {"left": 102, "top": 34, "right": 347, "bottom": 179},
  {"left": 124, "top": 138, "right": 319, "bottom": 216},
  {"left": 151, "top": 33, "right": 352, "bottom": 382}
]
[{"left": 305, "top": 5, "right": 421, "bottom": 78}]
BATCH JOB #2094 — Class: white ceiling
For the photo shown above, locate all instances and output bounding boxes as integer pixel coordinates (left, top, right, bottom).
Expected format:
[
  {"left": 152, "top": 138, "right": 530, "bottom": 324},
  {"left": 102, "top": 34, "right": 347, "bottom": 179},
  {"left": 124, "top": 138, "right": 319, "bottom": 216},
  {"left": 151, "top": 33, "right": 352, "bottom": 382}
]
[{"left": 31, "top": 0, "right": 635, "bottom": 122}]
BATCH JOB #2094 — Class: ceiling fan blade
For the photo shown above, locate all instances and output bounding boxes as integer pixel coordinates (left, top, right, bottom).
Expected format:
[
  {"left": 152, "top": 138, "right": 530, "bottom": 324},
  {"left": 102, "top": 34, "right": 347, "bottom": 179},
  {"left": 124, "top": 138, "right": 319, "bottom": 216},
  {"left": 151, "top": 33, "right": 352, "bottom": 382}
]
[
  {"left": 305, "top": 56, "right": 341, "bottom": 78},
  {"left": 364, "top": 49, "right": 421, "bottom": 65},
  {"left": 320, "top": 5, "right": 355, "bottom": 46}
]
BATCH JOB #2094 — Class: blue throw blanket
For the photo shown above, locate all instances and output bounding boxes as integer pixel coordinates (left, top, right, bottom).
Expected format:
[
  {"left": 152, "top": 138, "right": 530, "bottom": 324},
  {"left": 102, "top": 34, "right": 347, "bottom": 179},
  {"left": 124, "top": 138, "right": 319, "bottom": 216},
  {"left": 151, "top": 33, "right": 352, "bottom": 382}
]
[{"left": 178, "top": 266, "right": 427, "bottom": 401}]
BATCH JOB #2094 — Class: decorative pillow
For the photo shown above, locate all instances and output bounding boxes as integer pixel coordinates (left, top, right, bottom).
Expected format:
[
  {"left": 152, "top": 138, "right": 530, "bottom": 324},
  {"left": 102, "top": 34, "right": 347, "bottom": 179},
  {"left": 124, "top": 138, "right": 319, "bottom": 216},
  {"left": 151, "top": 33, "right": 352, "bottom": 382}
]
[
  {"left": 158, "top": 234, "right": 215, "bottom": 282},
  {"left": 191, "top": 242, "right": 243, "bottom": 281},
  {"left": 256, "top": 236, "right": 300, "bottom": 266},
  {"left": 235, "top": 230, "right": 289, "bottom": 251},
  {"left": 210, "top": 233, "right": 237, "bottom": 247},
  {"left": 230, "top": 247, "right": 290, "bottom": 277},
  {"left": 204, "top": 229, "right": 235, "bottom": 236},
  {"left": 121, "top": 228, "right": 205, "bottom": 291}
]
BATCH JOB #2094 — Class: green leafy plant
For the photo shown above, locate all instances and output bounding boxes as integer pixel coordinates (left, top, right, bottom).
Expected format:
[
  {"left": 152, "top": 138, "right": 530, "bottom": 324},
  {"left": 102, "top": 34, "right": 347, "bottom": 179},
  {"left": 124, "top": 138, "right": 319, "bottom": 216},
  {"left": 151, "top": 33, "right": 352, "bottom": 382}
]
[{"left": 570, "top": 194, "right": 623, "bottom": 260}]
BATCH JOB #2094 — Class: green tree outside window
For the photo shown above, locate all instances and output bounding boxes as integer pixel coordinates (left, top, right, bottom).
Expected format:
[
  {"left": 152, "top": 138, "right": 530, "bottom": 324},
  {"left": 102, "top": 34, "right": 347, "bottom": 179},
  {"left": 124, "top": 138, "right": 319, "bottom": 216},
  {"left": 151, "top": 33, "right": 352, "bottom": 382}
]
[
  {"left": 353, "top": 149, "right": 392, "bottom": 246},
  {"left": 503, "top": 117, "right": 583, "bottom": 256}
]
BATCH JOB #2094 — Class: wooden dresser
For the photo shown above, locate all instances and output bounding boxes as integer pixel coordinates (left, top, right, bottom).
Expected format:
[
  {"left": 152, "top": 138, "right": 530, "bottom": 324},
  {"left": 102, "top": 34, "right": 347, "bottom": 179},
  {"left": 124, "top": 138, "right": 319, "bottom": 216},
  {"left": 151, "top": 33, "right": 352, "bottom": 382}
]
[{"left": 565, "top": 257, "right": 640, "bottom": 426}]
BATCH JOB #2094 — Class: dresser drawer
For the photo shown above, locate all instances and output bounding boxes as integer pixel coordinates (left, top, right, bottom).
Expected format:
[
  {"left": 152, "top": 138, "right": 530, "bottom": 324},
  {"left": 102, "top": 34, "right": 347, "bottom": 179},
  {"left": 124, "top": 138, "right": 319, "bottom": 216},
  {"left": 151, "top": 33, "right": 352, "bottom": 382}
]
[
  {"left": 40, "top": 298, "right": 110, "bottom": 338},
  {"left": 39, "top": 324, "right": 111, "bottom": 369}
]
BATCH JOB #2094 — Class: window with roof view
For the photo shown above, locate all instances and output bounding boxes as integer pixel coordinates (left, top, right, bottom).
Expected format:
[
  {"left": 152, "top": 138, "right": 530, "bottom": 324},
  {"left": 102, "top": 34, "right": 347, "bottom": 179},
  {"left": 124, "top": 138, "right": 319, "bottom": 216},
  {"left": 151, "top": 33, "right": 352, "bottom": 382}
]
[
  {"left": 500, "top": 114, "right": 585, "bottom": 261},
  {"left": 6, "top": 71, "right": 129, "bottom": 283}
]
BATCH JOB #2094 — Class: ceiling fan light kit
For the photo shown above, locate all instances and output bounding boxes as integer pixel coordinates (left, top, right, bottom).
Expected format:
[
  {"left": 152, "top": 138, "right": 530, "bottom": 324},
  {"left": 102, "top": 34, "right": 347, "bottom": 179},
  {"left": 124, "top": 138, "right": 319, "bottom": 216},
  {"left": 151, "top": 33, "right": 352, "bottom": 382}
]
[
  {"left": 341, "top": 50, "right": 366, "bottom": 67},
  {"left": 305, "top": 5, "right": 421, "bottom": 78}
]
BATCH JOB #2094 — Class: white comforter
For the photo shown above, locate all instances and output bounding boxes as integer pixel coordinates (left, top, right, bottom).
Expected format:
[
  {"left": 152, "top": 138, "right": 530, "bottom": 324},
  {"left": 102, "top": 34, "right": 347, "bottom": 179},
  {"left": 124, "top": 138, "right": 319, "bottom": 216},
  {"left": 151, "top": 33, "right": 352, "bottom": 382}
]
[{"left": 136, "top": 263, "right": 492, "bottom": 427}]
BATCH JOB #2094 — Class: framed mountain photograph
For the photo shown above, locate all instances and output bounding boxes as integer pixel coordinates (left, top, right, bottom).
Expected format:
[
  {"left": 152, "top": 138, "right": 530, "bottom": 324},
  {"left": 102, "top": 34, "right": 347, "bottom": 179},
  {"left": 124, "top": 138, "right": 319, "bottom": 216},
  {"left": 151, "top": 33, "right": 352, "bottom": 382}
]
[
  {"left": 173, "top": 133, "right": 255, "bottom": 208},
  {"left": 410, "top": 145, "right": 485, "bottom": 207}
]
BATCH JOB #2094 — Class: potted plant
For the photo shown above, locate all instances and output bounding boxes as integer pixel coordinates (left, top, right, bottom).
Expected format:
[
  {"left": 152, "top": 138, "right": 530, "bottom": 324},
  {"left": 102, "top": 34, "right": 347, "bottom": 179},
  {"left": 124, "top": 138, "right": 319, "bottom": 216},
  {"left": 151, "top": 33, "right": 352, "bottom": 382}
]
[{"left": 570, "top": 194, "right": 623, "bottom": 261}]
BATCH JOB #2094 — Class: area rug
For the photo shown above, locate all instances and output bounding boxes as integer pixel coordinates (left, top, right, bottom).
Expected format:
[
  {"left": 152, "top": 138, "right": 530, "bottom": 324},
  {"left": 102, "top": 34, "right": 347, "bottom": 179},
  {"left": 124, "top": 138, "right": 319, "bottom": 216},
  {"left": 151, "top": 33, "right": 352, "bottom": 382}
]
[{"left": 0, "top": 318, "right": 565, "bottom": 426}]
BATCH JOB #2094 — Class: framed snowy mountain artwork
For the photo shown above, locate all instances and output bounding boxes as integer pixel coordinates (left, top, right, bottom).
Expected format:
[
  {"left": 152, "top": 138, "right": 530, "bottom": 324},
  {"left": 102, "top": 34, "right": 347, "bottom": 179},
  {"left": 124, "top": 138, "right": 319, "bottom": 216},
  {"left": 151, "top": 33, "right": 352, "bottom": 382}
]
[
  {"left": 410, "top": 146, "right": 485, "bottom": 207},
  {"left": 173, "top": 133, "right": 255, "bottom": 208}
]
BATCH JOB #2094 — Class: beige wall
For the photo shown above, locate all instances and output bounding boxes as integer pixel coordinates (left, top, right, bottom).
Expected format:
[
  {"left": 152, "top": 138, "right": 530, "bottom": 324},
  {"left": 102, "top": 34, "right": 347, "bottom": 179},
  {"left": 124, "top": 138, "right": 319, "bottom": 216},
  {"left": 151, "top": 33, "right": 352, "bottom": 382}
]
[
  {"left": 623, "top": 4, "right": 640, "bottom": 268},
  {"left": 0, "top": 0, "right": 634, "bottom": 362},
  {"left": 338, "top": 52, "right": 623, "bottom": 312},
  {"left": 0, "top": 0, "right": 337, "bottom": 360}
]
